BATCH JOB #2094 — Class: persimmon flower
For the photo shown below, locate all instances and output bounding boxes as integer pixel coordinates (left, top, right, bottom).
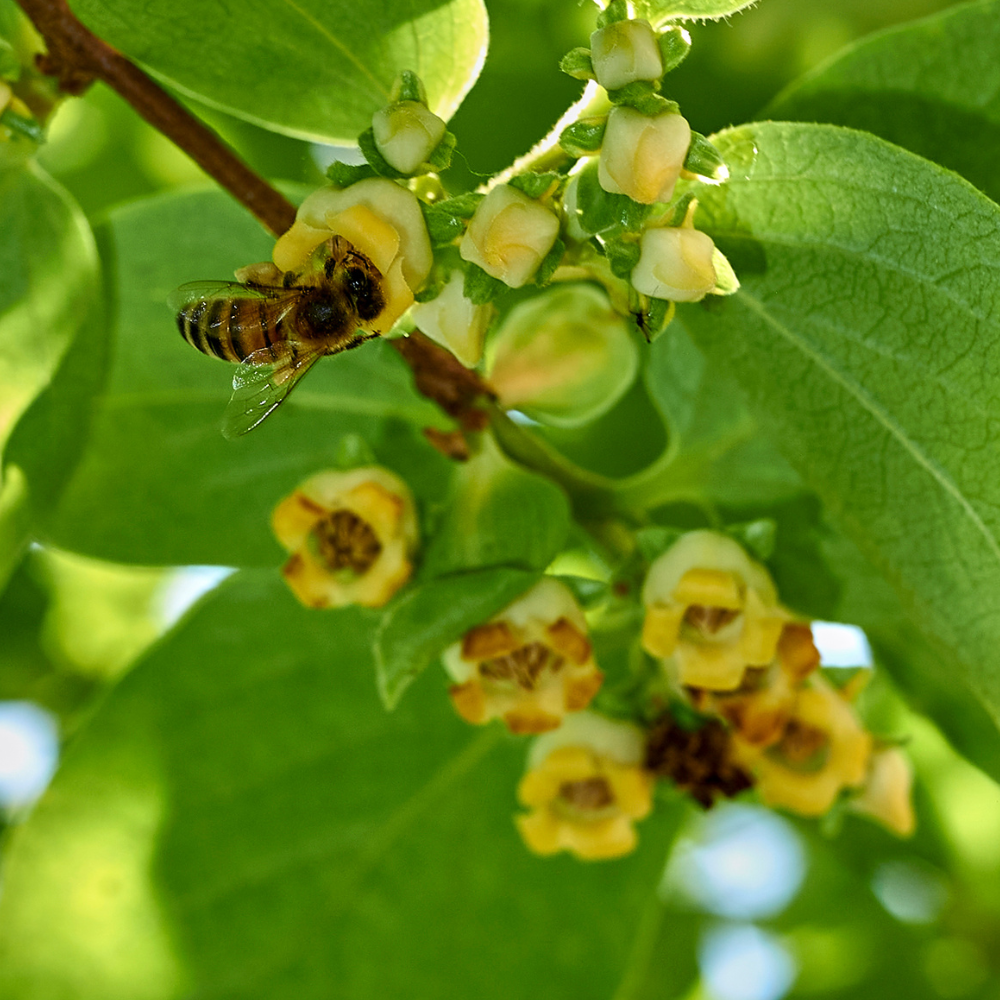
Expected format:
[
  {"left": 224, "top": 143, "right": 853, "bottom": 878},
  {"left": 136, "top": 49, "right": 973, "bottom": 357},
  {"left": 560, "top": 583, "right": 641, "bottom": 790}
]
[
  {"left": 372, "top": 100, "right": 447, "bottom": 175},
  {"left": 631, "top": 224, "right": 716, "bottom": 302},
  {"left": 590, "top": 18, "right": 663, "bottom": 91},
  {"left": 733, "top": 676, "right": 873, "bottom": 817},
  {"left": 516, "top": 712, "right": 654, "bottom": 860},
  {"left": 697, "top": 623, "right": 821, "bottom": 749},
  {"left": 849, "top": 747, "right": 916, "bottom": 837},
  {"left": 442, "top": 578, "right": 603, "bottom": 733},
  {"left": 409, "top": 270, "right": 493, "bottom": 367},
  {"left": 642, "top": 530, "right": 788, "bottom": 691},
  {"left": 271, "top": 466, "right": 418, "bottom": 609},
  {"left": 459, "top": 184, "right": 561, "bottom": 288},
  {"left": 598, "top": 106, "right": 691, "bottom": 204},
  {"left": 272, "top": 178, "right": 433, "bottom": 331}
]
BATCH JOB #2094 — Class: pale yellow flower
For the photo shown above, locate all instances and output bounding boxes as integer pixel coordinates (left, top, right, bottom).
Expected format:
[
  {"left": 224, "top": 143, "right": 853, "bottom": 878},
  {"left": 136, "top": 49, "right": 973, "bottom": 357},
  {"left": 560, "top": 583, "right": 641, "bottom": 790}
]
[
  {"left": 409, "top": 270, "right": 493, "bottom": 367},
  {"left": 271, "top": 466, "right": 418, "bottom": 609},
  {"left": 642, "top": 530, "right": 788, "bottom": 691},
  {"left": 849, "top": 747, "right": 916, "bottom": 837},
  {"left": 516, "top": 712, "right": 654, "bottom": 860},
  {"left": 272, "top": 178, "right": 433, "bottom": 331},
  {"left": 631, "top": 224, "right": 716, "bottom": 302},
  {"left": 372, "top": 100, "right": 447, "bottom": 174},
  {"left": 733, "top": 676, "right": 873, "bottom": 817},
  {"left": 442, "top": 578, "right": 603, "bottom": 733},
  {"left": 590, "top": 19, "right": 663, "bottom": 91},
  {"left": 598, "top": 106, "right": 690, "bottom": 204},
  {"left": 459, "top": 184, "right": 561, "bottom": 288}
]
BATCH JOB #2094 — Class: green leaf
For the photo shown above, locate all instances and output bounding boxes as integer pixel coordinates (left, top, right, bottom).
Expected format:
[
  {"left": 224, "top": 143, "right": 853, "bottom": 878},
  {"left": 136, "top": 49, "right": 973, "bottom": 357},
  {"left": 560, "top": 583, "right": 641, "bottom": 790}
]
[
  {"left": 41, "top": 188, "right": 449, "bottom": 568},
  {"left": 0, "top": 571, "right": 680, "bottom": 998},
  {"left": 70, "top": 0, "right": 489, "bottom": 143},
  {"left": 631, "top": 0, "right": 758, "bottom": 25},
  {"left": 766, "top": 0, "right": 1000, "bottom": 205},
  {"left": 421, "top": 438, "right": 571, "bottom": 578},
  {"left": 375, "top": 565, "right": 540, "bottom": 706},
  {"left": 680, "top": 121, "right": 1000, "bottom": 724}
]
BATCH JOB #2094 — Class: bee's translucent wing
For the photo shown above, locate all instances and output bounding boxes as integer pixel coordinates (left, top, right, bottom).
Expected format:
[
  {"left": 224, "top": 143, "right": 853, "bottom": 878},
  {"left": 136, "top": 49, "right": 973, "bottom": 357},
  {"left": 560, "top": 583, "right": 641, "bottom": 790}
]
[{"left": 221, "top": 342, "right": 322, "bottom": 439}]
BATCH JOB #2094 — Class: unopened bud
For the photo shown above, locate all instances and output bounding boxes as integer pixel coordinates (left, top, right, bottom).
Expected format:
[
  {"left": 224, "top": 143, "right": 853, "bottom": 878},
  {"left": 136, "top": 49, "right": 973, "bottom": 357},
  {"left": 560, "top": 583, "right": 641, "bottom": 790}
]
[
  {"left": 631, "top": 225, "right": 716, "bottom": 302},
  {"left": 487, "top": 284, "right": 638, "bottom": 427},
  {"left": 459, "top": 184, "right": 560, "bottom": 289},
  {"left": 598, "top": 106, "right": 691, "bottom": 204},
  {"left": 372, "top": 100, "right": 447, "bottom": 175},
  {"left": 590, "top": 19, "right": 663, "bottom": 92},
  {"left": 410, "top": 270, "right": 492, "bottom": 367}
]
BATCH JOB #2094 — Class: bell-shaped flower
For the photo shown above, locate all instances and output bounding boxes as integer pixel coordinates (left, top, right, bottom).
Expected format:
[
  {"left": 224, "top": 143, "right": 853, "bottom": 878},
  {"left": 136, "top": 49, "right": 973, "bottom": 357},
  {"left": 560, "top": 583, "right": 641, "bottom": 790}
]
[
  {"left": 409, "top": 270, "right": 493, "bottom": 367},
  {"left": 459, "top": 184, "right": 561, "bottom": 288},
  {"left": 516, "top": 712, "right": 654, "bottom": 860},
  {"left": 486, "top": 283, "right": 638, "bottom": 426},
  {"left": 272, "top": 178, "right": 433, "bottom": 331},
  {"left": 732, "top": 676, "right": 873, "bottom": 817},
  {"left": 642, "top": 530, "right": 788, "bottom": 691},
  {"left": 598, "top": 106, "right": 690, "bottom": 205},
  {"left": 848, "top": 747, "right": 916, "bottom": 837},
  {"left": 272, "top": 466, "right": 418, "bottom": 609},
  {"left": 631, "top": 223, "right": 716, "bottom": 302},
  {"left": 442, "top": 578, "right": 603, "bottom": 733},
  {"left": 372, "top": 100, "right": 447, "bottom": 175},
  {"left": 590, "top": 18, "right": 663, "bottom": 91}
]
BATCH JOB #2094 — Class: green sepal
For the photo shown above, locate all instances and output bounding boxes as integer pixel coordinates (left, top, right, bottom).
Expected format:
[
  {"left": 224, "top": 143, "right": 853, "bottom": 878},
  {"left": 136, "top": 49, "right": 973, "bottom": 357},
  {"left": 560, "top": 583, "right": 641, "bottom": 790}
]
[
  {"left": 1, "top": 107, "right": 42, "bottom": 144},
  {"left": 508, "top": 170, "right": 561, "bottom": 200},
  {"left": 533, "top": 237, "right": 565, "bottom": 287},
  {"left": 596, "top": 0, "right": 629, "bottom": 28},
  {"left": 357, "top": 127, "right": 408, "bottom": 179},
  {"left": 603, "top": 235, "right": 641, "bottom": 279},
  {"left": 326, "top": 159, "right": 377, "bottom": 187},
  {"left": 668, "top": 192, "right": 696, "bottom": 227},
  {"left": 559, "top": 118, "right": 606, "bottom": 157},
  {"left": 391, "top": 69, "right": 426, "bottom": 104},
  {"left": 334, "top": 432, "right": 378, "bottom": 470},
  {"left": 711, "top": 246, "right": 740, "bottom": 295},
  {"left": 575, "top": 161, "right": 650, "bottom": 235},
  {"left": 635, "top": 525, "right": 684, "bottom": 563},
  {"left": 419, "top": 201, "right": 465, "bottom": 247},
  {"left": 432, "top": 190, "right": 484, "bottom": 219},
  {"left": 559, "top": 46, "right": 595, "bottom": 81},
  {"left": 606, "top": 82, "right": 679, "bottom": 118},
  {"left": 657, "top": 26, "right": 692, "bottom": 75},
  {"left": 463, "top": 262, "right": 506, "bottom": 305},
  {"left": 684, "top": 131, "right": 728, "bottom": 181},
  {"left": 725, "top": 519, "right": 777, "bottom": 562},
  {"left": 413, "top": 274, "right": 445, "bottom": 303},
  {"left": 638, "top": 297, "right": 673, "bottom": 343},
  {"left": 427, "top": 129, "right": 457, "bottom": 171}
]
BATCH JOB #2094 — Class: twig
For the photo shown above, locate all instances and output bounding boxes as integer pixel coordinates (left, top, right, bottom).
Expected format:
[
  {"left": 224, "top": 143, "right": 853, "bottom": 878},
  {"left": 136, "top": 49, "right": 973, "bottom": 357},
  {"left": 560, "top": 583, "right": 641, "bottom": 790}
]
[{"left": 16, "top": 0, "right": 296, "bottom": 235}]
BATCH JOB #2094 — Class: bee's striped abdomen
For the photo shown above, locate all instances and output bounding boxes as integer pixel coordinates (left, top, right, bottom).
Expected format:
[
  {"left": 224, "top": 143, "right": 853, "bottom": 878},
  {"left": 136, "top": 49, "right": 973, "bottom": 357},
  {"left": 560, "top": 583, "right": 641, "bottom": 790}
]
[{"left": 177, "top": 297, "right": 287, "bottom": 363}]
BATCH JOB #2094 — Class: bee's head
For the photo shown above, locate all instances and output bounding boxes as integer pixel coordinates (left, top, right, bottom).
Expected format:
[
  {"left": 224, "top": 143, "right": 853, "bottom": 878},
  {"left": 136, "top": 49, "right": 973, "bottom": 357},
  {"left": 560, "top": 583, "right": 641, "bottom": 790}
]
[{"left": 344, "top": 263, "right": 386, "bottom": 323}]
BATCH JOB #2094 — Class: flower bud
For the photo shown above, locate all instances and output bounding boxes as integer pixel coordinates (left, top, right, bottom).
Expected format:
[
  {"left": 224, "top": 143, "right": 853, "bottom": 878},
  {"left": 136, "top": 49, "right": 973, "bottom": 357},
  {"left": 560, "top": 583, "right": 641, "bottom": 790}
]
[
  {"left": 442, "top": 578, "right": 603, "bottom": 734},
  {"left": 409, "top": 270, "right": 492, "bottom": 367},
  {"left": 590, "top": 19, "right": 663, "bottom": 91},
  {"left": 848, "top": 747, "right": 915, "bottom": 837},
  {"left": 486, "top": 284, "right": 638, "bottom": 427},
  {"left": 372, "top": 100, "right": 447, "bottom": 175},
  {"left": 631, "top": 225, "right": 716, "bottom": 302},
  {"left": 642, "top": 530, "right": 788, "bottom": 691},
  {"left": 459, "top": 184, "right": 560, "bottom": 288},
  {"left": 731, "top": 676, "right": 873, "bottom": 817},
  {"left": 272, "top": 178, "right": 433, "bottom": 331},
  {"left": 598, "top": 106, "right": 690, "bottom": 204},
  {"left": 271, "top": 466, "right": 418, "bottom": 609},
  {"left": 515, "top": 712, "right": 653, "bottom": 860}
]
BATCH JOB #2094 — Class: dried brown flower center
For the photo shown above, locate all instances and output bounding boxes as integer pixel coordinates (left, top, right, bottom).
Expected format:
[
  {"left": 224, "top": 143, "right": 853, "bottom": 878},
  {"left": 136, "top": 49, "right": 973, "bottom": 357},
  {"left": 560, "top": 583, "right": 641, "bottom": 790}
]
[
  {"left": 684, "top": 604, "right": 741, "bottom": 637},
  {"left": 777, "top": 720, "right": 830, "bottom": 770},
  {"left": 558, "top": 777, "right": 615, "bottom": 811},
  {"left": 312, "top": 509, "right": 382, "bottom": 574},
  {"left": 479, "top": 642, "right": 564, "bottom": 689}
]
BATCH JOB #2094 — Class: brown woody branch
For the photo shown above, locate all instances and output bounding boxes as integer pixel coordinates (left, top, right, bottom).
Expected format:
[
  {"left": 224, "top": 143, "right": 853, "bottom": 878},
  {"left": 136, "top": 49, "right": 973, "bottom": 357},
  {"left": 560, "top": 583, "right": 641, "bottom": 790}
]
[{"left": 16, "top": 0, "right": 296, "bottom": 235}]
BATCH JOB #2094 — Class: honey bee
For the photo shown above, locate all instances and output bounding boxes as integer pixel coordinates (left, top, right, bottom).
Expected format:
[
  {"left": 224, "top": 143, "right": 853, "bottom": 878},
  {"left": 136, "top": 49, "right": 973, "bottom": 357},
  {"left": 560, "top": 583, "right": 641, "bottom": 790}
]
[{"left": 169, "top": 236, "right": 386, "bottom": 438}]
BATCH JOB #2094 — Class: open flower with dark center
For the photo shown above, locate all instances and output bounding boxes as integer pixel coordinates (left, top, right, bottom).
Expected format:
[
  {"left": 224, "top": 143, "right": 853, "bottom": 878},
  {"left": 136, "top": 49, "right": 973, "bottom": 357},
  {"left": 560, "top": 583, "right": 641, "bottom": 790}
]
[
  {"left": 516, "top": 712, "right": 653, "bottom": 860},
  {"left": 645, "top": 716, "right": 752, "bottom": 809},
  {"left": 271, "top": 466, "right": 418, "bottom": 609},
  {"left": 693, "top": 623, "right": 821, "bottom": 749},
  {"left": 731, "top": 675, "right": 872, "bottom": 817},
  {"left": 442, "top": 578, "right": 603, "bottom": 733},
  {"left": 642, "top": 530, "right": 788, "bottom": 691}
]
